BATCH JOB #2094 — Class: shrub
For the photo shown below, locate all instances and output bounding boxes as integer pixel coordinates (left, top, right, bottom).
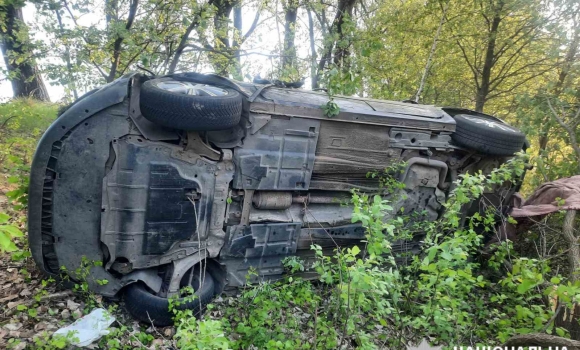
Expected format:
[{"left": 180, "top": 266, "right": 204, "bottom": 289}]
[{"left": 173, "top": 154, "right": 580, "bottom": 349}]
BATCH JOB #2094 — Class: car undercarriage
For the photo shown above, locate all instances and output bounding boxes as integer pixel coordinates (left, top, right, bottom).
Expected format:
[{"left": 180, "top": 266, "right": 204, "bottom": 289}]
[{"left": 28, "top": 72, "right": 526, "bottom": 325}]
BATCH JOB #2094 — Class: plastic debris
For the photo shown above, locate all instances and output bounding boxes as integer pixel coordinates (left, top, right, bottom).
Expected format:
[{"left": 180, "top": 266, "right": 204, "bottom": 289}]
[{"left": 53, "top": 308, "right": 115, "bottom": 346}]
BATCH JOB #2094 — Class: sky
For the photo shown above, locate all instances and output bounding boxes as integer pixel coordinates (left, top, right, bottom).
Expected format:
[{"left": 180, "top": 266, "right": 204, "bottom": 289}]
[{"left": 0, "top": 3, "right": 66, "bottom": 102}]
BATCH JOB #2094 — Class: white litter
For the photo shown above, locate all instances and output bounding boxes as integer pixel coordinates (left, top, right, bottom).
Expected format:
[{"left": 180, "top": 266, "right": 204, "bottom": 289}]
[{"left": 53, "top": 308, "right": 116, "bottom": 346}]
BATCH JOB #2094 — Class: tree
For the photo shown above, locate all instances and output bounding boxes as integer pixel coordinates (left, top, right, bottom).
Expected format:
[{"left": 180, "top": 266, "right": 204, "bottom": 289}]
[
  {"left": 105, "top": 0, "right": 139, "bottom": 82},
  {"left": 537, "top": 0, "right": 580, "bottom": 153},
  {"left": 0, "top": 0, "right": 50, "bottom": 100},
  {"left": 312, "top": 0, "right": 358, "bottom": 88},
  {"left": 451, "top": 0, "right": 555, "bottom": 112},
  {"left": 281, "top": 0, "right": 299, "bottom": 72},
  {"left": 415, "top": 1, "right": 449, "bottom": 103}
]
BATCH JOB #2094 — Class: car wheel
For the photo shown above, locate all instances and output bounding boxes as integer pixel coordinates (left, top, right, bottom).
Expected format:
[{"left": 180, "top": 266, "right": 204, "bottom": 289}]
[
  {"left": 124, "top": 268, "right": 216, "bottom": 326},
  {"left": 139, "top": 78, "right": 243, "bottom": 131},
  {"left": 451, "top": 114, "right": 526, "bottom": 156}
]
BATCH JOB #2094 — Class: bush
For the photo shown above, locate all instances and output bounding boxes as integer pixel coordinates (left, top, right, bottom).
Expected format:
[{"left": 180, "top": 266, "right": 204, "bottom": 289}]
[
  {"left": 0, "top": 98, "right": 58, "bottom": 256},
  {"left": 0, "top": 98, "right": 59, "bottom": 189},
  {"left": 171, "top": 154, "right": 580, "bottom": 349}
]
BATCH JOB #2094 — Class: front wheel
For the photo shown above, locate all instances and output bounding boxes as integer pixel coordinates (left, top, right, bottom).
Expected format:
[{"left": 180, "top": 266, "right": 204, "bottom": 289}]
[
  {"left": 124, "top": 267, "right": 216, "bottom": 326},
  {"left": 139, "top": 78, "right": 243, "bottom": 131}
]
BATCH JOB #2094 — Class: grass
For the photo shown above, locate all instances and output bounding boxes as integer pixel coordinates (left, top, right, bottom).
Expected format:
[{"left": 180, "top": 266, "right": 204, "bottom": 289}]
[{"left": 0, "top": 98, "right": 59, "bottom": 190}]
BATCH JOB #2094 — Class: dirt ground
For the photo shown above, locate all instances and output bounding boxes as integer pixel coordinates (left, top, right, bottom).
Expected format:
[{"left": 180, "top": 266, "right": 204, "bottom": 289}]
[{"left": 0, "top": 188, "right": 176, "bottom": 349}]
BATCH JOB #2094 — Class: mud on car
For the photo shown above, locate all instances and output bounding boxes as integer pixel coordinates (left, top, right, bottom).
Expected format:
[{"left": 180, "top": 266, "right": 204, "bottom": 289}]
[{"left": 28, "top": 73, "right": 526, "bottom": 326}]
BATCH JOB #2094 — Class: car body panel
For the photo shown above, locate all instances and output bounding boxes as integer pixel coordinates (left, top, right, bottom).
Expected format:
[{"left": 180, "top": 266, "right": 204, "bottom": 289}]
[{"left": 27, "top": 73, "right": 519, "bottom": 299}]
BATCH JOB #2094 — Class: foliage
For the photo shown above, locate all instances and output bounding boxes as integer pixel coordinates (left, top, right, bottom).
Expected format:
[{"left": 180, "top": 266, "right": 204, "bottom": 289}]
[
  {"left": 58, "top": 256, "right": 109, "bottom": 311},
  {"left": 169, "top": 287, "right": 232, "bottom": 349},
  {"left": 30, "top": 331, "right": 78, "bottom": 350},
  {"left": 167, "top": 154, "right": 580, "bottom": 349},
  {"left": 0, "top": 98, "right": 58, "bottom": 200},
  {"left": 0, "top": 212, "right": 23, "bottom": 252},
  {"left": 322, "top": 98, "right": 340, "bottom": 118},
  {"left": 0, "top": 99, "right": 57, "bottom": 257}
]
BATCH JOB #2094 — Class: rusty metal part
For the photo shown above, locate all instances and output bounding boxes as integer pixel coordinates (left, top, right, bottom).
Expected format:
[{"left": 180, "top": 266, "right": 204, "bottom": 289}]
[
  {"left": 252, "top": 192, "right": 293, "bottom": 209},
  {"left": 186, "top": 131, "right": 221, "bottom": 161},
  {"left": 111, "top": 261, "right": 133, "bottom": 274},
  {"left": 121, "top": 269, "right": 163, "bottom": 294},
  {"left": 240, "top": 189, "right": 255, "bottom": 226},
  {"left": 401, "top": 157, "right": 449, "bottom": 189},
  {"left": 206, "top": 149, "right": 234, "bottom": 257},
  {"left": 252, "top": 191, "right": 352, "bottom": 210},
  {"left": 166, "top": 250, "right": 207, "bottom": 297}
]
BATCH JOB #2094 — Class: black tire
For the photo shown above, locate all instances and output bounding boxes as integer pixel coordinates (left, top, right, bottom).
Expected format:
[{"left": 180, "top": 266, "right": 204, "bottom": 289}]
[
  {"left": 124, "top": 270, "right": 216, "bottom": 326},
  {"left": 140, "top": 78, "right": 243, "bottom": 131},
  {"left": 451, "top": 114, "right": 526, "bottom": 156}
]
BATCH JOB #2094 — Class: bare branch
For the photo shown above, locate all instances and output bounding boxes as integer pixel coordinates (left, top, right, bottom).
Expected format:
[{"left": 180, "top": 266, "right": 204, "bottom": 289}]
[
  {"left": 107, "top": 0, "right": 139, "bottom": 82},
  {"left": 547, "top": 98, "right": 580, "bottom": 173}
]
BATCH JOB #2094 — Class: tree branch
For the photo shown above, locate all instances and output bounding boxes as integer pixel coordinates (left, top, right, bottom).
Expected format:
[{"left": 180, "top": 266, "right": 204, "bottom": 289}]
[
  {"left": 242, "top": 5, "right": 262, "bottom": 43},
  {"left": 547, "top": 98, "right": 580, "bottom": 173},
  {"left": 107, "top": 0, "right": 139, "bottom": 82}
]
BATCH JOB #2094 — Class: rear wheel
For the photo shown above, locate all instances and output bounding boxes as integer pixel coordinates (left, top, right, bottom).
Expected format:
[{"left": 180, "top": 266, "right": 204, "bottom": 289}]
[{"left": 451, "top": 113, "right": 526, "bottom": 156}]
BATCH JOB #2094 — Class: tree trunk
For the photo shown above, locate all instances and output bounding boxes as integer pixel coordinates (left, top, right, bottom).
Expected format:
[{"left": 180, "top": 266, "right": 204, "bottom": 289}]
[
  {"left": 307, "top": 8, "right": 317, "bottom": 89},
  {"left": 107, "top": 0, "right": 139, "bottom": 83},
  {"left": 232, "top": 5, "right": 243, "bottom": 79},
  {"left": 0, "top": 3, "right": 50, "bottom": 101},
  {"left": 475, "top": 5, "right": 502, "bottom": 112},
  {"left": 281, "top": 0, "right": 299, "bottom": 71},
  {"left": 538, "top": 23, "right": 580, "bottom": 155},
  {"left": 562, "top": 210, "right": 580, "bottom": 281},
  {"left": 415, "top": 2, "right": 448, "bottom": 103},
  {"left": 313, "top": 0, "right": 358, "bottom": 88},
  {"left": 504, "top": 333, "right": 580, "bottom": 349},
  {"left": 54, "top": 8, "right": 78, "bottom": 99},
  {"left": 210, "top": 0, "right": 234, "bottom": 75},
  {"left": 332, "top": 0, "right": 356, "bottom": 67},
  {"left": 168, "top": 17, "right": 201, "bottom": 74}
]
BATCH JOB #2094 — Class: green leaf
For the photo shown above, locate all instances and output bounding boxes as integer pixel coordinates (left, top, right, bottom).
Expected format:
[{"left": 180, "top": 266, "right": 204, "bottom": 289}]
[
  {"left": 517, "top": 279, "right": 535, "bottom": 294},
  {"left": 7, "top": 176, "right": 19, "bottom": 184},
  {"left": 0, "top": 213, "right": 9, "bottom": 224},
  {"left": 2, "top": 225, "right": 23, "bottom": 238},
  {"left": 556, "top": 327, "right": 567, "bottom": 337},
  {"left": 0, "top": 232, "right": 18, "bottom": 252}
]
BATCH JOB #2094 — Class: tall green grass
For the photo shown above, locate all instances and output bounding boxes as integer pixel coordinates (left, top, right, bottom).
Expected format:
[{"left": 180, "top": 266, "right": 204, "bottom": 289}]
[
  {"left": 0, "top": 98, "right": 59, "bottom": 136},
  {"left": 0, "top": 98, "right": 59, "bottom": 187}
]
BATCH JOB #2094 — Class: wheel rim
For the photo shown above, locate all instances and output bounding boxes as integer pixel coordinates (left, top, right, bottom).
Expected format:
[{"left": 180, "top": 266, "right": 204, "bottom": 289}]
[
  {"left": 463, "top": 115, "right": 519, "bottom": 133},
  {"left": 155, "top": 81, "right": 228, "bottom": 97}
]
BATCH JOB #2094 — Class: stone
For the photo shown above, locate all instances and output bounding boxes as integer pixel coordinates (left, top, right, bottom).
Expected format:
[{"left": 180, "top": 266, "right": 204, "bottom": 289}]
[
  {"left": 163, "top": 327, "right": 175, "bottom": 337},
  {"left": 72, "top": 309, "right": 83, "bottom": 319},
  {"left": 61, "top": 309, "right": 71, "bottom": 319},
  {"left": 33, "top": 322, "right": 46, "bottom": 332},
  {"left": 19, "top": 330, "right": 34, "bottom": 339},
  {"left": 66, "top": 299, "right": 80, "bottom": 310},
  {"left": 3, "top": 323, "right": 22, "bottom": 331},
  {"left": 12, "top": 341, "right": 27, "bottom": 350}
]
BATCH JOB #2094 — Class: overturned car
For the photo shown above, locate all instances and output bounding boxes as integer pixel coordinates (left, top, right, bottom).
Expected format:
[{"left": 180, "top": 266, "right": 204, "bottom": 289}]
[{"left": 28, "top": 73, "right": 526, "bottom": 325}]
